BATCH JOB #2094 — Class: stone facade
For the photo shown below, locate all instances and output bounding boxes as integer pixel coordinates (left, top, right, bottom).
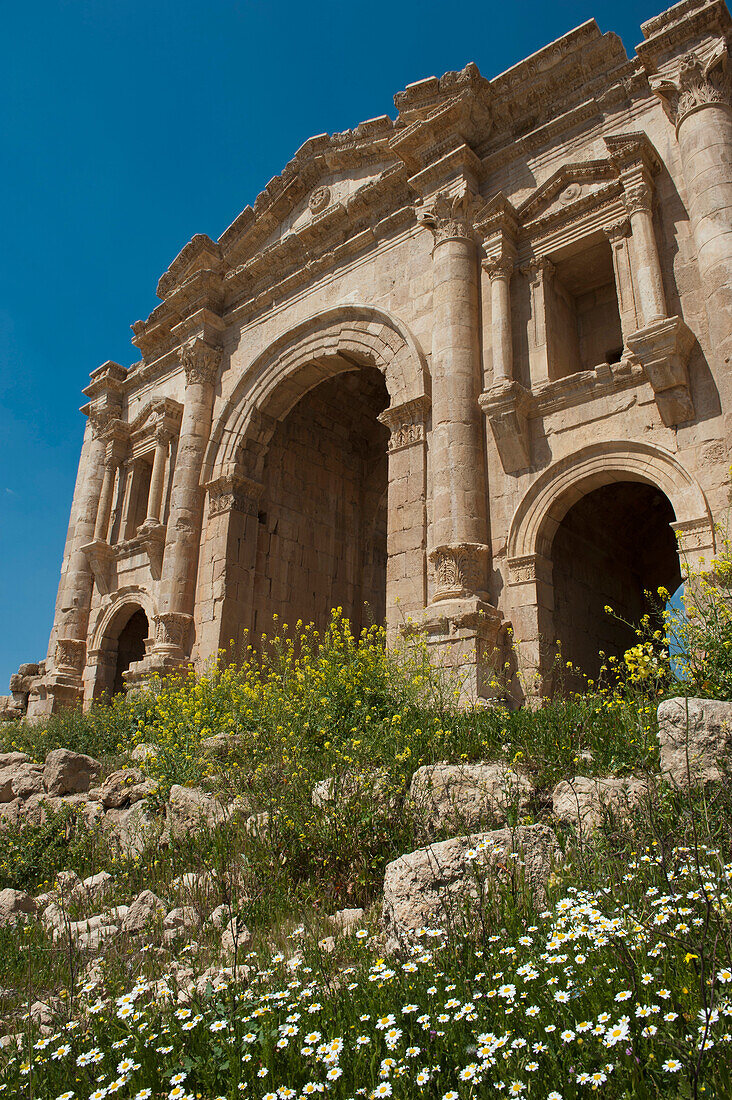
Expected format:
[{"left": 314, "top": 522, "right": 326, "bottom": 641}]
[{"left": 7, "top": 0, "right": 732, "bottom": 714}]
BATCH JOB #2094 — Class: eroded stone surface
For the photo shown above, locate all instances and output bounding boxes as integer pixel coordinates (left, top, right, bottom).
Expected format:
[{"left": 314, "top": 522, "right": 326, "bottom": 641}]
[
  {"left": 552, "top": 776, "right": 647, "bottom": 830},
  {"left": 658, "top": 697, "right": 732, "bottom": 785},
  {"left": 43, "top": 750, "right": 101, "bottom": 797},
  {"left": 410, "top": 762, "right": 532, "bottom": 830}
]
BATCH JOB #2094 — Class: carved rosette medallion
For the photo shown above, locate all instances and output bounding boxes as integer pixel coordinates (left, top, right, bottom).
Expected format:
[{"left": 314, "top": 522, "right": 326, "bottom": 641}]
[
  {"left": 180, "top": 338, "right": 222, "bottom": 388},
  {"left": 308, "top": 186, "right": 331, "bottom": 215},
  {"left": 416, "top": 188, "right": 483, "bottom": 246},
  {"left": 378, "top": 397, "right": 430, "bottom": 453},
  {"left": 207, "top": 474, "right": 263, "bottom": 517},
  {"left": 430, "top": 543, "right": 489, "bottom": 601},
  {"left": 650, "top": 42, "right": 732, "bottom": 131},
  {"left": 54, "top": 638, "right": 86, "bottom": 678},
  {"left": 154, "top": 612, "right": 193, "bottom": 655}
]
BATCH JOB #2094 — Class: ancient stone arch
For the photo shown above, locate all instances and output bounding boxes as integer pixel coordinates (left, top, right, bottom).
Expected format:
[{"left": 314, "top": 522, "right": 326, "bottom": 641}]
[
  {"left": 506, "top": 441, "right": 715, "bottom": 694},
  {"left": 86, "top": 588, "right": 157, "bottom": 702},
  {"left": 196, "top": 307, "right": 431, "bottom": 657},
  {"left": 204, "top": 306, "right": 430, "bottom": 485}
]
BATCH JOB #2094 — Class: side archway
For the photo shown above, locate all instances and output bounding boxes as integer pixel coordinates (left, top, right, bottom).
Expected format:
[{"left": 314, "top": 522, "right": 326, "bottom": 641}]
[
  {"left": 506, "top": 442, "right": 715, "bottom": 695},
  {"left": 197, "top": 307, "right": 431, "bottom": 654},
  {"left": 86, "top": 590, "right": 156, "bottom": 702}
]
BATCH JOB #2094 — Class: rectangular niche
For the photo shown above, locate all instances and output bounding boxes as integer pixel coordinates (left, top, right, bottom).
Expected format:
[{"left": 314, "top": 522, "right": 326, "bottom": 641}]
[{"left": 547, "top": 235, "right": 623, "bottom": 380}]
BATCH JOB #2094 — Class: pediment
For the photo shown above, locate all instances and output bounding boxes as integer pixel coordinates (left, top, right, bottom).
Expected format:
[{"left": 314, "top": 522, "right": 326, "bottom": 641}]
[{"left": 517, "top": 160, "right": 621, "bottom": 228}]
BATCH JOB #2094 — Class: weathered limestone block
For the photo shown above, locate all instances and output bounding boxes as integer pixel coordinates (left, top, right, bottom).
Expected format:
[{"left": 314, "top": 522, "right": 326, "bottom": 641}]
[
  {"left": 409, "top": 762, "right": 532, "bottom": 830},
  {"left": 121, "top": 890, "right": 165, "bottom": 933},
  {"left": 221, "top": 916, "right": 252, "bottom": 957},
  {"left": 658, "top": 697, "right": 732, "bottom": 785},
  {"left": 91, "top": 767, "right": 155, "bottom": 809},
  {"left": 330, "top": 907, "right": 365, "bottom": 934},
  {"left": 104, "top": 801, "right": 162, "bottom": 857},
  {"left": 164, "top": 906, "right": 201, "bottom": 932},
  {"left": 0, "top": 762, "right": 44, "bottom": 802},
  {"left": 167, "top": 784, "right": 227, "bottom": 835},
  {"left": 382, "top": 824, "right": 559, "bottom": 942},
  {"left": 43, "top": 749, "right": 101, "bottom": 796},
  {"left": 0, "top": 888, "right": 36, "bottom": 926},
  {"left": 551, "top": 775, "right": 647, "bottom": 830}
]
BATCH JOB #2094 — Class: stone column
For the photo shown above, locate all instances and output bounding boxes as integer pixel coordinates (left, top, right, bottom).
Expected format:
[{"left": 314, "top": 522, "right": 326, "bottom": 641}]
[
  {"left": 416, "top": 187, "right": 502, "bottom": 701},
  {"left": 152, "top": 337, "right": 222, "bottom": 666},
  {"left": 604, "top": 217, "right": 639, "bottom": 347},
  {"left": 623, "top": 180, "right": 667, "bottom": 326},
  {"left": 145, "top": 428, "right": 171, "bottom": 525},
  {"left": 523, "top": 259, "right": 555, "bottom": 386},
  {"left": 650, "top": 43, "right": 732, "bottom": 373},
  {"left": 485, "top": 257, "right": 515, "bottom": 383},
  {"left": 418, "top": 188, "right": 490, "bottom": 598},
  {"left": 93, "top": 446, "right": 121, "bottom": 542}
]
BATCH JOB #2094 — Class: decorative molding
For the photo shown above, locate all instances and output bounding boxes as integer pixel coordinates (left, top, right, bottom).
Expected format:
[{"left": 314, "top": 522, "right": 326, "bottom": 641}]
[
  {"left": 483, "top": 255, "right": 515, "bottom": 280},
  {"left": 479, "top": 380, "right": 532, "bottom": 474},
  {"left": 180, "top": 337, "right": 222, "bottom": 387},
  {"left": 429, "top": 543, "right": 489, "bottom": 601},
  {"left": 508, "top": 554, "right": 539, "bottom": 586},
  {"left": 671, "top": 516, "right": 716, "bottom": 554},
  {"left": 603, "top": 217, "right": 631, "bottom": 242},
  {"left": 206, "top": 474, "right": 263, "bottom": 517},
  {"left": 81, "top": 539, "right": 117, "bottom": 594}
]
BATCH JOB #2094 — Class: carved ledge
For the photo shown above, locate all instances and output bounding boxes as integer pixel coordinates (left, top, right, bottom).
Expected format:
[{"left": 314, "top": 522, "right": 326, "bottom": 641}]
[
  {"left": 134, "top": 521, "right": 166, "bottom": 580},
  {"left": 378, "top": 396, "right": 430, "bottom": 452},
  {"left": 81, "top": 539, "right": 117, "bottom": 594},
  {"left": 479, "top": 380, "right": 532, "bottom": 474},
  {"left": 626, "top": 316, "right": 696, "bottom": 427},
  {"left": 429, "top": 543, "right": 489, "bottom": 602},
  {"left": 206, "top": 474, "right": 263, "bottom": 517}
]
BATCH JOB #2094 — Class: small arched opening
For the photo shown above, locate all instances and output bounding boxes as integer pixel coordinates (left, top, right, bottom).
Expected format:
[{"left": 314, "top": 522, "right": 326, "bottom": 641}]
[
  {"left": 550, "top": 481, "right": 682, "bottom": 687},
  {"left": 112, "top": 608, "right": 149, "bottom": 696}
]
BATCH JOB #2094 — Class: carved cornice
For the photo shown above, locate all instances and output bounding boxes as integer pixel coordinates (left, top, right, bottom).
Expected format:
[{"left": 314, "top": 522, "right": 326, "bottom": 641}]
[{"left": 180, "top": 338, "right": 222, "bottom": 388}]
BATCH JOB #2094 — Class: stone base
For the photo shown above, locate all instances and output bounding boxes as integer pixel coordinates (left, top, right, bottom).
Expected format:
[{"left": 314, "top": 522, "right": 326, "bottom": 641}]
[{"left": 418, "top": 597, "right": 504, "bottom": 705}]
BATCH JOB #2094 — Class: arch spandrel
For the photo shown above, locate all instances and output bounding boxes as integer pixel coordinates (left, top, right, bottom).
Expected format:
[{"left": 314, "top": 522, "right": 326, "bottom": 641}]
[
  {"left": 507, "top": 441, "right": 714, "bottom": 568},
  {"left": 203, "top": 306, "right": 430, "bottom": 485}
]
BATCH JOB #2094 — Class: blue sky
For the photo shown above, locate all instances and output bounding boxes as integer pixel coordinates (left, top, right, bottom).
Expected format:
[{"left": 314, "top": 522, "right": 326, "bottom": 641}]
[{"left": 0, "top": 0, "right": 661, "bottom": 690}]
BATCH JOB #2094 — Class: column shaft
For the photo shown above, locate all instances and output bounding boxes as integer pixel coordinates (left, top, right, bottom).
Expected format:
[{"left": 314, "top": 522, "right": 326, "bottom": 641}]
[
  {"left": 431, "top": 234, "right": 488, "bottom": 552},
  {"left": 489, "top": 270, "right": 513, "bottom": 382},
  {"left": 93, "top": 457, "right": 117, "bottom": 542},
  {"left": 626, "top": 184, "right": 667, "bottom": 326},
  {"left": 146, "top": 433, "right": 168, "bottom": 524}
]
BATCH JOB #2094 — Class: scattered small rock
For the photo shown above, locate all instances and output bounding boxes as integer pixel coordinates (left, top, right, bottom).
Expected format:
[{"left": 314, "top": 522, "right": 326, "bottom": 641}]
[
  {"left": 91, "top": 767, "right": 154, "bottom": 809},
  {"left": 552, "top": 775, "right": 647, "bottom": 830},
  {"left": 221, "top": 916, "right": 252, "bottom": 957},
  {"left": 167, "top": 785, "right": 227, "bottom": 835},
  {"left": 330, "top": 907, "right": 365, "bottom": 934},
  {"left": 121, "top": 890, "right": 165, "bottom": 934},
  {"left": 0, "top": 888, "right": 36, "bottom": 926}
]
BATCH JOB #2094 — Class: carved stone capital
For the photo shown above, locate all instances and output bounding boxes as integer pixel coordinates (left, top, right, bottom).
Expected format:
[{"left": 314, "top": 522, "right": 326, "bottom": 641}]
[
  {"left": 377, "top": 396, "right": 430, "bottom": 452},
  {"left": 624, "top": 181, "right": 653, "bottom": 215},
  {"left": 153, "top": 612, "right": 193, "bottom": 657},
  {"left": 603, "top": 217, "right": 631, "bottom": 243},
  {"left": 650, "top": 41, "right": 732, "bottom": 131},
  {"left": 483, "top": 255, "right": 515, "bottom": 281},
  {"left": 521, "top": 258, "right": 555, "bottom": 285},
  {"left": 54, "top": 638, "right": 86, "bottom": 678},
  {"left": 206, "top": 474, "right": 263, "bottom": 517},
  {"left": 180, "top": 337, "right": 222, "bottom": 387},
  {"left": 430, "top": 543, "right": 489, "bottom": 602},
  {"left": 415, "top": 187, "right": 483, "bottom": 245}
]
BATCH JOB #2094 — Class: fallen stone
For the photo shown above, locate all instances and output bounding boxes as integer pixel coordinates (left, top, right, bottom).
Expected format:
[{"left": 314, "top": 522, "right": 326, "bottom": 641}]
[
  {"left": 0, "top": 888, "right": 36, "bottom": 926},
  {"left": 167, "top": 785, "right": 227, "bottom": 835},
  {"left": 410, "top": 762, "right": 532, "bottom": 831},
  {"left": 121, "top": 890, "right": 165, "bottom": 934},
  {"left": 657, "top": 697, "right": 732, "bottom": 785},
  {"left": 130, "top": 743, "right": 159, "bottom": 763},
  {"left": 104, "top": 801, "right": 161, "bottom": 857},
  {"left": 30, "top": 1001, "right": 54, "bottom": 1027},
  {"left": 0, "top": 752, "right": 31, "bottom": 767},
  {"left": 221, "top": 916, "right": 252, "bottom": 957},
  {"left": 206, "top": 904, "right": 230, "bottom": 929},
  {"left": 82, "top": 872, "right": 114, "bottom": 903},
  {"left": 244, "top": 811, "right": 270, "bottom": 837},
  {"left": 382, "top": 824, "right": 560, "bottom": 944},
  {"left": 164, "top": 906, "right": 201, "bottom": 932},
  {"left": 0, "top": 763, "right": 44, "bottom": 802},
  {"left": 330, "top": 907, "right": 365, "bottom": 934},
  {"left": 76, "top": 925, "right": 118, "bottom": 952},
  {"left": 43, "top": 749, "right": 101, "bottom": 797},
  {"left": 552, "top": 775, "right": 647, "bottom": 830},
  {"left": 91, "top": 767, "right": 155, "bottom": 809}
]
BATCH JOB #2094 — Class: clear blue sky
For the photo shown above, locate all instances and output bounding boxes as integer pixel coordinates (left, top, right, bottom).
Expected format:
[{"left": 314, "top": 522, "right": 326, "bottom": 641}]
[{"left": 0, "top": 0, "right": 660, "bottom": 690}]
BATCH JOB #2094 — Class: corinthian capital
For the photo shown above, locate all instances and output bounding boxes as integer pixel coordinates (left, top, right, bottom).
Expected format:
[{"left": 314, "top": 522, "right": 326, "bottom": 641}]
[
  {"left": 180, "top": 337, "right": 222, "bottom": 387},
  {"left": 650, "top": 40, "right": 731, "bottom": 130},
  {"left": 415, "top": 186, "right": 484, "bottom": 245}
]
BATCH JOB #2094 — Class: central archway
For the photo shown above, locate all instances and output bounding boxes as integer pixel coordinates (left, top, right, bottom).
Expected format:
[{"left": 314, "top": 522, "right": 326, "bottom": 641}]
[{"left": 251, "top": 364, "right": 390, "bottom": 639}]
